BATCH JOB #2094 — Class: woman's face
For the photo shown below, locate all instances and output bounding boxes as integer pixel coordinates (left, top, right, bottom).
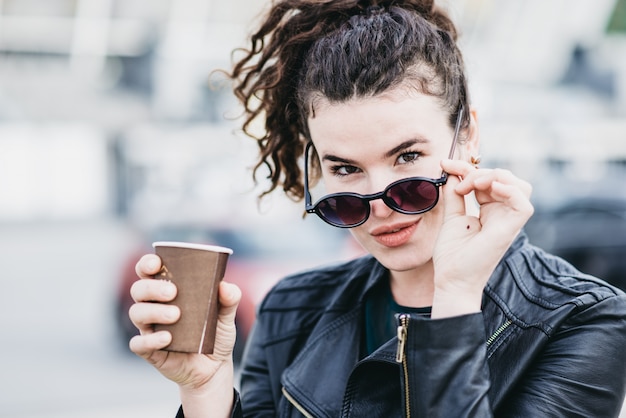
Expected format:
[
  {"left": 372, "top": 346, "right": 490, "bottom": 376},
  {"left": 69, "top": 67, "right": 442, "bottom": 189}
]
[{"left": 307, "top": 91, "right": 467, "bottom": 275}]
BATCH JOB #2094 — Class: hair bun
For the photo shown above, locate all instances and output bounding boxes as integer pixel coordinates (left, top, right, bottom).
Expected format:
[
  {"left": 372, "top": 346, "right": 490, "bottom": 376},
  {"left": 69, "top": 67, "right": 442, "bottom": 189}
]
[
  {"left": 360, "top": 0, "right": 456, "bottom": 39},
  {"left": 229, "top": 0, "right": 465, "bottom": 200},
  {"left": 363, "top": 4, "right": 385, "bottom": 15}
]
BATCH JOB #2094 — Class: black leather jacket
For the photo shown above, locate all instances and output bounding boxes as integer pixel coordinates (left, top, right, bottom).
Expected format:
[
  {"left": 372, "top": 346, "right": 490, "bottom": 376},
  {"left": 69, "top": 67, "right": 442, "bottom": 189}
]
[{"left": 178, "top": 233, "right": 626, "bottom": 417}]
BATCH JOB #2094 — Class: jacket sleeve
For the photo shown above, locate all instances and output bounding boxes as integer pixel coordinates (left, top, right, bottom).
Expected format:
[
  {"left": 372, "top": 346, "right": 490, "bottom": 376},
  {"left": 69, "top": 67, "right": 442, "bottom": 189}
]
[
  {"left": 498, "top": 294, "right": 626, "bottom": 417},
  {"left": 174, "top": 389, "right": 243, "bottom": 418},
  {"left": 405, "top": 312, "right": 492, "bottom": 417},
  {"left": 403, "top": 294, "right": 626, "bottom": 418},
  {"left": 238, "top": 320, "right": 280, "bottom": 416}
]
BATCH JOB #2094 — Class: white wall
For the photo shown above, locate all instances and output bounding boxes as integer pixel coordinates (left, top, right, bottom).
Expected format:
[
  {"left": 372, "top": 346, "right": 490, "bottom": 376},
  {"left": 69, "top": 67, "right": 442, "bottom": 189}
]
[{"left": 0, "top": 123, "right": 110, "bottom": 221}]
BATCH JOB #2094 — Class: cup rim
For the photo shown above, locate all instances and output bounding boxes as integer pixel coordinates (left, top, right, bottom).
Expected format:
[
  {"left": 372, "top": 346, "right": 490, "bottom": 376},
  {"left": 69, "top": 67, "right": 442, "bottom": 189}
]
[{"left": 152, "top": 241, "right": 233, "bottom": 254}]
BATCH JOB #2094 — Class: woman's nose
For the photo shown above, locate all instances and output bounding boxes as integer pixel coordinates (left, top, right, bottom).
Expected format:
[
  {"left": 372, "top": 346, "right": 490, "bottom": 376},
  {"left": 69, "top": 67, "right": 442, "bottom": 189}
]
[
  {"left": 369, "top": 196, "right": 394, "bottom": 220},
  {"left": 364, "top": 174, "right": 395, "bottom": 221}
]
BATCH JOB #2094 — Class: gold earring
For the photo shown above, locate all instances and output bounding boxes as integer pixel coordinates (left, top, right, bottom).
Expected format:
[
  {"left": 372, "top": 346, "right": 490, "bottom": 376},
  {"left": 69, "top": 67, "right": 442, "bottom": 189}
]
[{"left": 470, "top": 155, "right": 481, "bottom": 168}]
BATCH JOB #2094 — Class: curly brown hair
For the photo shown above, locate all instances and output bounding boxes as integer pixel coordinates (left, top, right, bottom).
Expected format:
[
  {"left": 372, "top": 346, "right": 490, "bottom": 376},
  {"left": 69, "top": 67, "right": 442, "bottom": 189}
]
[{"left": 230, "top": 0, "right": 470, "bottom": 201}]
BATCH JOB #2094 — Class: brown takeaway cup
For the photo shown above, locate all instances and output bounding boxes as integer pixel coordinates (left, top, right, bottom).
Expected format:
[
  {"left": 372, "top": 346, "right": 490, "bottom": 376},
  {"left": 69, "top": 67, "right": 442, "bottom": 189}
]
[{"left": 152, "top": 241, "right": 233, "bottom": 354}]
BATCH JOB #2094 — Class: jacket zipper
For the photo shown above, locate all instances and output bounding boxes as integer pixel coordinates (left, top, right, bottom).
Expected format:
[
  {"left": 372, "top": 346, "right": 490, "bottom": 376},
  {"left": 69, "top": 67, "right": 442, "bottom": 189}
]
[
  {"left": 486, "top": 319, "right": 512, "bottom": 346},
  {"left": 283, "top": 318, "right": 507, "bottom": 418},
  {"left": 395, "top": 313, "right": 411, "bottom": 418},
  {"left": 282, "top": 386, "right": 314, "bottom": 418},
  {"left": 392, "top": 316, "right": 510, "bottom": 418}
]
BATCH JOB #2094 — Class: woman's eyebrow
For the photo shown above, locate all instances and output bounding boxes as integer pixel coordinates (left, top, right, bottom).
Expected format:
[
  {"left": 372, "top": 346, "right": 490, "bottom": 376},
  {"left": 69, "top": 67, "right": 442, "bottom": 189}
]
[
  {"left": 321, "top": 138, "right": 430, "bottom": 164},
  {"left": 384, "top": 138, "right": 429, "bottom": 159},
  {"left": 321, "top": 154, "right": 357, "bottom": 165}
]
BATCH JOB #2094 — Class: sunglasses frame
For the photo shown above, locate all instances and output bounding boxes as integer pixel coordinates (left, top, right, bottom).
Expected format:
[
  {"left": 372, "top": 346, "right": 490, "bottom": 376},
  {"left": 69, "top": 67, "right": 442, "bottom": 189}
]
[{"left": 304, "top": 106, "right": 465, "bottom": 228}]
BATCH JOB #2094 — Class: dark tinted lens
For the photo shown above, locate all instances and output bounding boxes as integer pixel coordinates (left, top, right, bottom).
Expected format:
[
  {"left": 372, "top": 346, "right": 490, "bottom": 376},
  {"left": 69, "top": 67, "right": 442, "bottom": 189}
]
[
  {"left": 386, "top": 179, "right": 438, "bottom": 212},
  {"left": 316, "top": 195, "right": 369, "bottom": 226}
]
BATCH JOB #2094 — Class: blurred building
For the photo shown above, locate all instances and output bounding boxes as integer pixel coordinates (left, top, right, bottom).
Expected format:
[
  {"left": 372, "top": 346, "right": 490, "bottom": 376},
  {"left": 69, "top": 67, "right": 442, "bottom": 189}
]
[
  {"left": 0, "top": 0, "right": 625, "bottom": 224},
  {"left": 0, "top": 0, "right": 263, "bottom": 224},
  {"left": 455, "top": 0, "right": 626, "bottom": 187}
]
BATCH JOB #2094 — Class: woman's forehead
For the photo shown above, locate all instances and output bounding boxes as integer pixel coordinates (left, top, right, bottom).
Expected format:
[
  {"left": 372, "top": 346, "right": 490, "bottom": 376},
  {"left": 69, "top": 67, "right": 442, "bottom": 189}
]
[
  {"left": 308, "top": 87, "right": 444, "bottom": 116},
  {"left": 307, "top": 93, "right": 451, "bottom": 152}
]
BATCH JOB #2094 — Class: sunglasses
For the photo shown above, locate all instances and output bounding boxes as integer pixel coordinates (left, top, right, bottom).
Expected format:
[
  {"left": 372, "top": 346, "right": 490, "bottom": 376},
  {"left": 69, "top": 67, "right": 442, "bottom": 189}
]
[{"left": 304, "top": 107, "right": 464, "bottom": 228}]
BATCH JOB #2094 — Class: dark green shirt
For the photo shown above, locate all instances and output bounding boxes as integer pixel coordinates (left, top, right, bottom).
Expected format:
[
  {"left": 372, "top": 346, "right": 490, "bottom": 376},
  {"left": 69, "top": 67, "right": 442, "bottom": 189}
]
[{"left": 364, "top": 277, "right": 431, "bottom": 356}]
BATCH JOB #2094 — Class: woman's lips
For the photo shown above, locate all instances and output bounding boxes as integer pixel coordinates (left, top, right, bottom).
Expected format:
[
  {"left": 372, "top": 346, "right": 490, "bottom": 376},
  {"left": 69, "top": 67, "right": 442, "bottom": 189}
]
[{"left": 371, "top": 221, "right": 418, "bottom": 247}]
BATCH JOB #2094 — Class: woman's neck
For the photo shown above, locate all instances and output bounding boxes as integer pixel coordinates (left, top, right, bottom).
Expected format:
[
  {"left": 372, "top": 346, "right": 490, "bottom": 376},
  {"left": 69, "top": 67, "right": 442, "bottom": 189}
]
[{"left": 389, "top": 262, "right": 435, "bottom": 308}]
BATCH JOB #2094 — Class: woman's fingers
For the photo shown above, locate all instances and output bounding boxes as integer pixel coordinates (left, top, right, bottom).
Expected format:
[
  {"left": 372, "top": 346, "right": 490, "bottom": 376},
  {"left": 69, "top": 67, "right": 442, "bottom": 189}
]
[
  {"left": 219, "top": 281, "right": 242, "bottom": 318},
  {"left": 135, "top": 253, "right": 162, "bottom": 279},
  {"left": 129, "top": 330, "right": 172, "bottom": 357},
  {"left": 127, "top": 298, "right": 178, "bottom": 357},
  {"left": 128, "top": 280, "right": 242, "bottom": 359},
  {"left": 129, "top": 301, "right": 180, "bottom": 331},
  {"left": 440, "top": 159, "right": 475, "bottom": 182},
  {"left": 454, "top": 166, "right": 531, "bottom": 199},
  {"left": 442, "top": 160, "right": 532, "bottom": 210},
  {"left": 469, "top": 169, "right": 534, "bottom": 224},
  {"left": 482, "top": 180, "right": 534, "bottom": 214},
  {"left": 470, "top": 168, "right": 532, "bottom": 200},
  {"left": 129, "top": 277, "right": 179, "bottom": 336},
  {"left": 128, "top": 250, "right": 242, "bottom": 361},
  {"left": 439, "top": 159, "right": 534, "bottom": 244},
  {"left": 212, "top": 282, "right": 242, "bottom": 359},
  {"left": 440, "top": 171, "right": 467, "bottom": 220},
  {"left": 130, "top": 276, "right": 177, "bottom": 303}
]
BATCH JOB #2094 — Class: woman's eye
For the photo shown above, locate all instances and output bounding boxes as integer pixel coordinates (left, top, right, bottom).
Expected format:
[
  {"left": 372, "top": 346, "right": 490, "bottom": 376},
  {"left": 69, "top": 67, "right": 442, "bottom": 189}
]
[
  {"left": 397, "top": 151, "right": 421, "bottom": 165},
  {"left": 331, "top": 165, "right": 360, "bottom": 176}
]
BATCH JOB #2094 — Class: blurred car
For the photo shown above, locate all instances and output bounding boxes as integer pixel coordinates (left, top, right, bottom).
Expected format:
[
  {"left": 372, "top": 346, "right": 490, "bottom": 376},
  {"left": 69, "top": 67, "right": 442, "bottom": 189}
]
[
  {"left": 524, "top": 196, "right": 626, "bottom": 291},
  {"left": 114, "top": 220, "right": 361, "bottom": 362}
]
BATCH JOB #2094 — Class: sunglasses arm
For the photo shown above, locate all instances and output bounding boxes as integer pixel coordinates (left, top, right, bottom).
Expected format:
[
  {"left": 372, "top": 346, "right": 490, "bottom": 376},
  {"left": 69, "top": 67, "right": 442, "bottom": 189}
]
[
  {"left": 447, "top": 106, "right": 464, "bottom": 160},
  {"left": 304, "top": 142, "right": 314, "bottom": 211},
  {"left": 438, "top": 106, "right": 464, "bottom": 180}
]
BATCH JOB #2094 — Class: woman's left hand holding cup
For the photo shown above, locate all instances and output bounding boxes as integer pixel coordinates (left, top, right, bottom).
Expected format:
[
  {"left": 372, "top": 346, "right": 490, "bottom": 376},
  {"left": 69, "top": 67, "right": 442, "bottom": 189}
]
[{"left": 128, "top": 253, "right": 241, "bottom": 418}]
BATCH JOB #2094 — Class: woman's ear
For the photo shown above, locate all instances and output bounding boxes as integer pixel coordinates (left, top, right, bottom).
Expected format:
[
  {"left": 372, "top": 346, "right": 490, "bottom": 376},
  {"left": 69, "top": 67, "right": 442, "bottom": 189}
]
[{"left": 464, "top": 106, "right": 480, "bottom": 162}]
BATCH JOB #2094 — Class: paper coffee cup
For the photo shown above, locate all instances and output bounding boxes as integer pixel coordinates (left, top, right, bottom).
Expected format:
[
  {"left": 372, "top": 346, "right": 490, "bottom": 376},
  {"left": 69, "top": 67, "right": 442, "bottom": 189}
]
[{"left": 152, "top": 241, "right": 233, "bottom": 354}]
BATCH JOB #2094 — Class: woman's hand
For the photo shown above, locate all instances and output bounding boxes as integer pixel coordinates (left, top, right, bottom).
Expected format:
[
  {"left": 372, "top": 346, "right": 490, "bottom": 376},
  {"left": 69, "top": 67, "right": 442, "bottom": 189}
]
[
  {"left": 431, "top": 160, "right": 534, "bottom": 318},
  {"left": 128, "top": 253, "right": 241, "bottom": 417}
]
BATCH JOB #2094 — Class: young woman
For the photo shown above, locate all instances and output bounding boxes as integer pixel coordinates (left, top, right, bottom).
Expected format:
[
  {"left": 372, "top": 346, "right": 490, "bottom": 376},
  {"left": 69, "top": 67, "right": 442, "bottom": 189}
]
[{"left": 128, "top": 1, "right": 626, "bottom": 416}]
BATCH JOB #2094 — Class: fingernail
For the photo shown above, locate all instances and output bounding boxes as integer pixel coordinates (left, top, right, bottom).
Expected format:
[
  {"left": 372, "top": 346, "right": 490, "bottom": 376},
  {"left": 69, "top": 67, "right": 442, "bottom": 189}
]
[
  {"left": 161, "top": 282, "right": 175, "bottom": 298},
  {"left": 158, "top": 332, "right": 171, "bottom": 344},
  {"left": 147, "top": 257, "right": 159, "bottom": 271},
  {"left": 164, "top": 306, "right": 178, "bottom": 320},
  {"left": 224, "top": 286, "right": 233, "bottom": 301}
]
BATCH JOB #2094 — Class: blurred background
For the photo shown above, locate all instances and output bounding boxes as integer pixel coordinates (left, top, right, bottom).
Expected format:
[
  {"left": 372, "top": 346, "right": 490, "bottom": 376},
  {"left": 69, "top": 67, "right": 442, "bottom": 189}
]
[{"left": 0, "top": 0, "right": 625, "bottom": 417}]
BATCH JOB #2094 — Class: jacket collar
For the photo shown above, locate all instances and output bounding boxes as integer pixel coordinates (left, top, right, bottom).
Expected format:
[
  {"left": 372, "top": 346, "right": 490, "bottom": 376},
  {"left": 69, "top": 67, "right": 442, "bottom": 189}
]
[{"left": 280, "top": 233, "right": 530, "bottom": 416}]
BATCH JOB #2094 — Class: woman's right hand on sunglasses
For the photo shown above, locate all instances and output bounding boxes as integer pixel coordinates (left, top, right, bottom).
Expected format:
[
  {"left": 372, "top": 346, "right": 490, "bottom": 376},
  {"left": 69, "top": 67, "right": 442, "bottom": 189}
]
[{"left": 128, "top": 253, "right": 241, "bottom": 417}]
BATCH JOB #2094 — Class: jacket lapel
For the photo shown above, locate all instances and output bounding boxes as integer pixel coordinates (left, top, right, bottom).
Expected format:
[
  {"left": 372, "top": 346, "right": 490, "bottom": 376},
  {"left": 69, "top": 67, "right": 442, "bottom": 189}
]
[
  {"left": 281, "top": 307, "right": 362, "bottom": 417},
  {"left": 281, "top": 258, "right": 388, "bottom": 417}
]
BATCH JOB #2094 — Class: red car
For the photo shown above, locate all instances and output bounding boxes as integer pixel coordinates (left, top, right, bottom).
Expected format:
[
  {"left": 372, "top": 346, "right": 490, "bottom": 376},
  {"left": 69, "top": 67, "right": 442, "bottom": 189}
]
[{"left": 114, "top": 222, "right": 361, "bottom": 362}]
